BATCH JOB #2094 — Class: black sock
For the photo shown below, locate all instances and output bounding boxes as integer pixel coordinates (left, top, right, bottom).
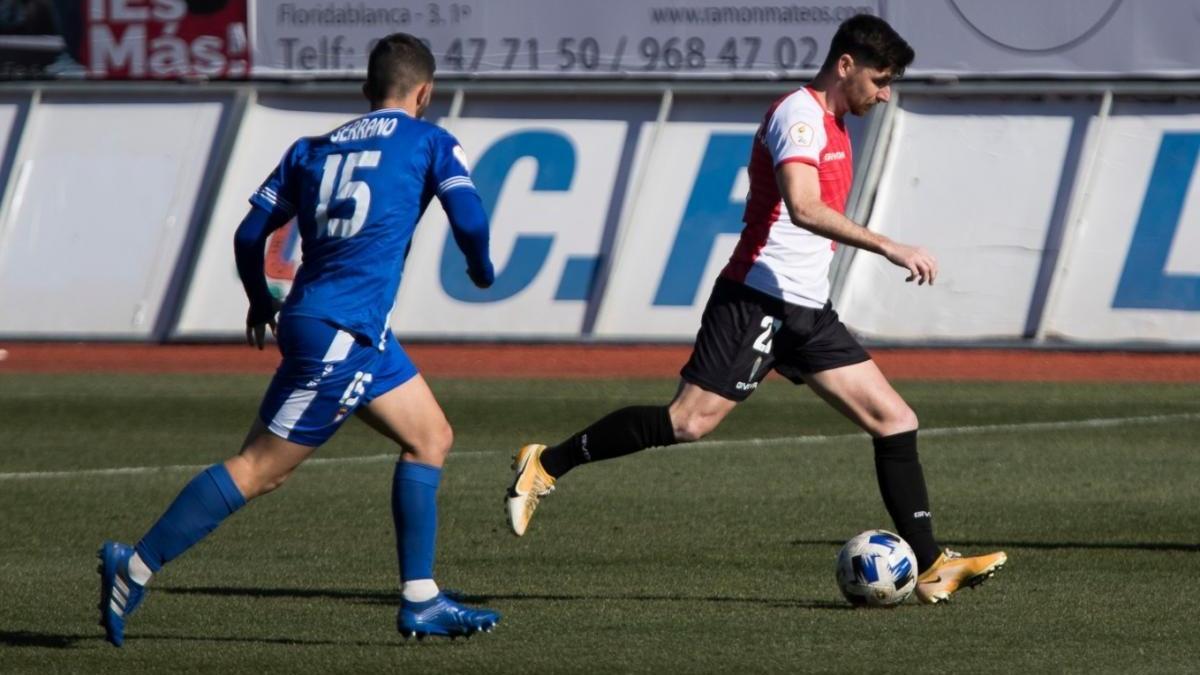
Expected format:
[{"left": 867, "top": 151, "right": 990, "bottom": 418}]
[
  {"left": 539, "top": 406, "right": 677, "bottom": 479},
  {"left": 873, "top": 430, "right": 941, "bottom": 572}
]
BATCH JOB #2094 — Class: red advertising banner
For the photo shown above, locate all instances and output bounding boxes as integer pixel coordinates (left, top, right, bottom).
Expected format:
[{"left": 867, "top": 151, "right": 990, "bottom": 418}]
[{"left": 84, "top": 0, "right": 249, "bottom": 79}]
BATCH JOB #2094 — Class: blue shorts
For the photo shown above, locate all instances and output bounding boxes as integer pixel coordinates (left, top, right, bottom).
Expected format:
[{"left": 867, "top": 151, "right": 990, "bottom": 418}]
[{"left": 258, "top": 315, "right": 418, "bottom": 446}]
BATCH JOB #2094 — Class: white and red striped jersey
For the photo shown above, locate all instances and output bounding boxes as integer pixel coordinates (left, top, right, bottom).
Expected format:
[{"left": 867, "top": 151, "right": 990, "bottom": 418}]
[{"left": 721, "top": 86, "right": 853, "bottom": 308}]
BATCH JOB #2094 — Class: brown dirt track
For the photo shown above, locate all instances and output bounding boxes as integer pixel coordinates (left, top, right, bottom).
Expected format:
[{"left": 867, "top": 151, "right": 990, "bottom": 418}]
[{"left": 1, "top": 343, "right": 1199, "bottom": 382}]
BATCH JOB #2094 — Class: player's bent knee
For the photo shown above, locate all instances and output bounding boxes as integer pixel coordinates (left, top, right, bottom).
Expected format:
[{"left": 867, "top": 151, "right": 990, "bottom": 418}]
[
  {"left": 433, "top": 422, "right": 453, "bottom": 454},
  {"left": 673, "top": 414, "right": 718, "bottom": 443},
  {"left": 404, "top": 422, "right": 454, "bottom": 463},
  {"left": 227, "top": 455, "right": 292, "bottom": 500},
  {"left": 876, "top": 405, "right": 918, "bottom": 437}
]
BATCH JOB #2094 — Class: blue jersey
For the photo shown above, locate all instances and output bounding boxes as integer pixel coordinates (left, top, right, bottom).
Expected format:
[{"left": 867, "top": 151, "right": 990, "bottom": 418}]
[{"left": 247, "top": 108, "right": 486, "bottom": 345}]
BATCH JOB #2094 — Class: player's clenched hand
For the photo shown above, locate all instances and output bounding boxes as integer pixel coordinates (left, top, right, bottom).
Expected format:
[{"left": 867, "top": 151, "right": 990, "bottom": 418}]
[
  {"left": 245, "top": 299, "right": 280, "bottom": 350},
  {"left": 882, "top": 241, "right": 937, "bottom": 285},
  {"left": 468, "top": 261, "right": 495, "bottom": 289}
]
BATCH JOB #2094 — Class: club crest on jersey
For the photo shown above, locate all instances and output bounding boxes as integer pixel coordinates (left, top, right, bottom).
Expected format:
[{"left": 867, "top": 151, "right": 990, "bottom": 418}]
[
  {"left": 789, "top": 122, "right": 814, "bottom": 147},
  {"left": 452, "top": 145, "right": 470, "bottom": 171}
]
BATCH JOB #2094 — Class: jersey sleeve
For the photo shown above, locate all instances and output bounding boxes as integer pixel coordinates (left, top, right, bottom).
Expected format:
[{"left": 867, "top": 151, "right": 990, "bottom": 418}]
[
  {"left": 764, "top": 96, "right": 826, "bottom": 169},
  {"left": 249, "top": 141, "right": 301, "bottom": 218},
  {"left": 428, "top": 130, "right": 477, "bottom": 197},
  {"left": 428, "top": 129, "right": 492, "bottom": 281}
]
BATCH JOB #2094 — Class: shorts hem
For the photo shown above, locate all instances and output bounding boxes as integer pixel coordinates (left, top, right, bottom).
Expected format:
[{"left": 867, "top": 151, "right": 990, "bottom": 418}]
[
  {"left": 679, "top": 370, "right": 753, "bottom": 402},
  {"left": 361, "top": 365, "right": 420, "bottom": 405},
  {"left": 259, "top": 416, "right": 325, "bottom": 448},
  {"left": 777, "top": 353, "right": 872, "bottom": 383}
]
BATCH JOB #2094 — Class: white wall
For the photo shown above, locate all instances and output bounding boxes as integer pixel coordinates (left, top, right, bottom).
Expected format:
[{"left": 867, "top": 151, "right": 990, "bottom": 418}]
[
  {"left": 1, "top": 86, "right": 1198, "bottom": 348},
  {"left": 0, "top": 95, "right": 223, "bottom": 337},
  {"left": 1042, "top": 104, "right": 1200, "bottom": 345},
  {"left": 837, "top": 97, "right": 1087, "bottom": 340}
]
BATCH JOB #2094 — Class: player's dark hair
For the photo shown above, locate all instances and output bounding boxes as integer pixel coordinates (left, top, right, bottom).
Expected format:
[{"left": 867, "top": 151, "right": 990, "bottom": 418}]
[
  {"left": 821, "top": 14, "right": 914, "bottom": 77},
  {"left": 364, "top": 33, "right": 435, "bottom": 103}
]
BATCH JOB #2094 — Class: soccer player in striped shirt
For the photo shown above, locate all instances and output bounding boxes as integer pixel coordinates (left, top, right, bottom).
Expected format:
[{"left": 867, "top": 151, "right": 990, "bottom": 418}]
[
  {"left": 98, "top": 34, "right": 500, "bottom": 645},
  {"left": 506, "top": 15, "right": 1006, "bottom": 605}
]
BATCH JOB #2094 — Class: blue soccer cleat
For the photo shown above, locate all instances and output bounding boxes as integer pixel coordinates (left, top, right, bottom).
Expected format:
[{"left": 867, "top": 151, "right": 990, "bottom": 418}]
[
  {"left": 397, "top": 593, "right": 500, "bottom": 640},
  {"left": 97, "top": 541, "right": 146, "bottom": 647}
]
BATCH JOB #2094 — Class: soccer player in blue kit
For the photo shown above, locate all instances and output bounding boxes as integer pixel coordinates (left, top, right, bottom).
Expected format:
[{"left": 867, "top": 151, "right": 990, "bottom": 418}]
[{"left": 97, "top": 33, "right": 500, "bottom": 645}]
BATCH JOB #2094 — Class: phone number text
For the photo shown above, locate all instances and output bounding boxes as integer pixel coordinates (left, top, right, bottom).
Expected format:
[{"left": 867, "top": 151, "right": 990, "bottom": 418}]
[{"left": 438, "top": 35, "right": 823, "bottom": 72}]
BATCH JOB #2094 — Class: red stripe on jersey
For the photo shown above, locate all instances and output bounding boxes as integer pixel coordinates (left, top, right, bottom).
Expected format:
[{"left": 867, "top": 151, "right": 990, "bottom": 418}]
[
  {"left": 810, "top": 88, "right": 853, "bottom": 214},
  {"left": 721, "top": 88, "right": 855, "bottom": 284},
  {"left": 723, "top": 94, "right": 789, "bottom": 283}
]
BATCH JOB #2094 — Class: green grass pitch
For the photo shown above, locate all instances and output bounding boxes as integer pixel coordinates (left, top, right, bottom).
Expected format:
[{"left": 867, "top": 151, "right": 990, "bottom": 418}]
[{"left": 1, "top": 374, "right": 1198, "bottom": 672}]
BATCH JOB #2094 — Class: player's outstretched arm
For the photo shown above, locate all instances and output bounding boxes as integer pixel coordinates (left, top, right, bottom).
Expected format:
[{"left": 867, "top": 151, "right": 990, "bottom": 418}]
[
  {"left": 441, "top": 188, "right": 495, "bottom": 289},
  {"left": 776, "top": 161, "right": 937, "bottom": 285},
  {"left": 233, "top": 206, "right": 290, "bottom": 348}
]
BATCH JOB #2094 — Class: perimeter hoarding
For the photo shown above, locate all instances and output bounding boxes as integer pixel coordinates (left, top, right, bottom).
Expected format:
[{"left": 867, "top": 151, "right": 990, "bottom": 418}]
[
  {"left": 593, "top": 122, "right": 756, "bottom": 339},
  {"left": 392, "top": 118, "right": 628, "bottom": 338},
  {"left": 1041, "top": 104, "right": 1200, "bottom": 346},
  {"left": 836, "top": 97, "right": 1088, "bottom": 342},
  {"left": 1, "top": 1, "right": 250, "bottom": 80},
  {"left": 887, "top": 0, "right": 1200, "bottom": 79},
  {"left": 0, "top": 96, "right": 226, "bottom": 338},
  {"left": 12, "top": 1, "right": 1200, "bottom": 82},
  {"left": 250, "top": 0, "right": 1200, "bottom": 80},
  {"left": 252, "top": 0, "right": 879, "bottom": 78},
  {"left": 85, "top": 0, "right": 250, "bottom": 79},
  {"left": 152, "top": 94, "right": 1200, "bottom": 346}
]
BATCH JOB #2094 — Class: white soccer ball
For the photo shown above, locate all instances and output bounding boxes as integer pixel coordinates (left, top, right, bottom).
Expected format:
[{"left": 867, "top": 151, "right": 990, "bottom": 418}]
[{"left": 835, "top": 529, "right": 918, "bottom": 607}]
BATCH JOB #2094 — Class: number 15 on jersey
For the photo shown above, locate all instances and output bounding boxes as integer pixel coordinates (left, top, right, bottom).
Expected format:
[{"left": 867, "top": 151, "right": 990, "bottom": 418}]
[{"left": 317, "top": 151, "right": 381, "bottom": 238}]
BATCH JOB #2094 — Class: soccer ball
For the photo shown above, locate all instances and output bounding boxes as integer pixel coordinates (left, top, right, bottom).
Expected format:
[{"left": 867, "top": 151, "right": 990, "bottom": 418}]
[{"left": 835, "top": 529, "right": 918, "bottom": 607}]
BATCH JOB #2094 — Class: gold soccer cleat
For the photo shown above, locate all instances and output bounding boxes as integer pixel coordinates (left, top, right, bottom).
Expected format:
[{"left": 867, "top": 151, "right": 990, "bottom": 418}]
[
  {"left": 505, "top": 444, "right": 556, "bottom": 536},
  {"left": 915, "top": 549, "right": 1007, "bottom": 604}
]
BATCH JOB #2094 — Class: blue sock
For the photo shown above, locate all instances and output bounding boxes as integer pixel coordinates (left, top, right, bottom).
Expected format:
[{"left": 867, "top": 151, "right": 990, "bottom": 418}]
[
  {"left": 135, "top": 464, "right": 246, "bottom": 572},
  {"left": 392, "top": 461, "right": 441, "bottom": 582}
]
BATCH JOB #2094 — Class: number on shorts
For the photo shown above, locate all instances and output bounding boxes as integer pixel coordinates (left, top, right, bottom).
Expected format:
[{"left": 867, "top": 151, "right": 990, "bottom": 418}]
[
  {"left": 339, "top": 371, "right": 374, "bottom": 408},
  {"left": 753, "top": 316, "right": 781, "bottom": 354}
]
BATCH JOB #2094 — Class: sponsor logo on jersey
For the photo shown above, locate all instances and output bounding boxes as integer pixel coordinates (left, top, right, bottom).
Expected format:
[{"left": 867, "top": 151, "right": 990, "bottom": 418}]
[
  {"left": 306, "top": 364, "right": 335, "bottom": 388},
  {"left": 823, "top": 150, "right": 846, "bottom": 162},
  {"left": 789, "top": 122, "right": 814, "bottom": 147}
]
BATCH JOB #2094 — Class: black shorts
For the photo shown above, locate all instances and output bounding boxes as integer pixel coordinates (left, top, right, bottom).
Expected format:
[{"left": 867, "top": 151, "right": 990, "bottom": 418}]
[{"left": 680, "top": 277, "right": 871, "bottom": 401}]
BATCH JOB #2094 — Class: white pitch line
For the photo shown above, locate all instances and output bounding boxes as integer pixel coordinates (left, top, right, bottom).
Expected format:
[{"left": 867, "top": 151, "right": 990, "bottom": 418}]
[
  {"left": 0, "top": 450, "right": 497, "bottom": 482},
  {"left": 1, "top": 411, "right": 1197, "bottom": 482},
  {"left": 690, "top": 410, "right": 1200, "bottom": 449}
]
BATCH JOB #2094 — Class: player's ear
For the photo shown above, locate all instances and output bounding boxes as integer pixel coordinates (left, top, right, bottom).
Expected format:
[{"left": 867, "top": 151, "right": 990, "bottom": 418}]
[
  {"left": 838, "top": 53, "right": 855, "bottom": 78},
  {"left": 415, "top": 81, "right": 433, "bottom": 113}
]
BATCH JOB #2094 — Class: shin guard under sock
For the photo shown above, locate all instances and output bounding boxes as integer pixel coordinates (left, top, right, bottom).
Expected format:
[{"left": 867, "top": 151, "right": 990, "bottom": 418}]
[
  {"left": 873, "top": 430, "right": 940, "bottom": 571},
  {"left": 393, "top": 461, "right": 441, "bottom": 583},
  {"left": 539, "top": 405, "right": 677, "bottom": 478},
  {"left": 135, "top": 464, "right": 246, "bottom": 572}
]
